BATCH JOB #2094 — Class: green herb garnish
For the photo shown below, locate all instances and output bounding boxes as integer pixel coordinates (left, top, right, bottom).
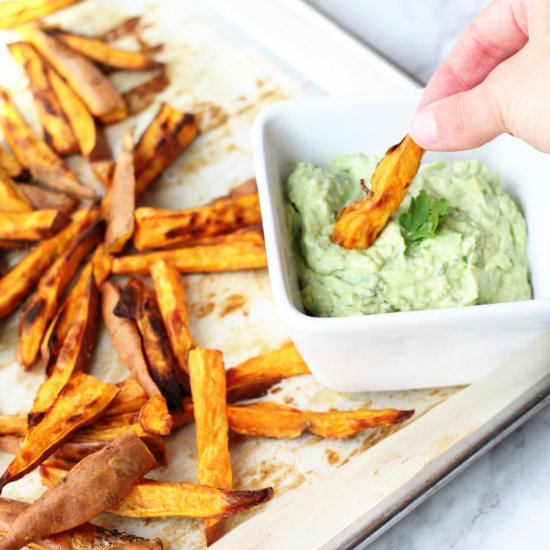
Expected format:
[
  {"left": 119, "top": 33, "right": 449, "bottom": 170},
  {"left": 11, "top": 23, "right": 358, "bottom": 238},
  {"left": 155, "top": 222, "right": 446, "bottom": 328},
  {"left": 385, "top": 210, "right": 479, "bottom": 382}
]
[{"left": 399, "top": 190, "right": 450, "bottom": 243}]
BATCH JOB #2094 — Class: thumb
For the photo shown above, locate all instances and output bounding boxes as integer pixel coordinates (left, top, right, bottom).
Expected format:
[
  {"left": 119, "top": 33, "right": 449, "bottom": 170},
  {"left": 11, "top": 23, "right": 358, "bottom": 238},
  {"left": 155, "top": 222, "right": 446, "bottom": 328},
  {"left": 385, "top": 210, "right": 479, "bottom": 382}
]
[{"left": 409, "top": 79, "right": 506, "bottom": 151}]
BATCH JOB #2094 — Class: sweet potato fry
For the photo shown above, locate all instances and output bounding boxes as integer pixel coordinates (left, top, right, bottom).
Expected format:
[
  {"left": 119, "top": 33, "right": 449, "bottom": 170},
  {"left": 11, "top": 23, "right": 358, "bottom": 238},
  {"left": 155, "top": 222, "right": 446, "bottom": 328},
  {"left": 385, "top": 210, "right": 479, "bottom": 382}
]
[
  {"left": 150, "top": 260, "right": 194, "bottom": 375},
  {"left": 19, "top": 183, "right": 77, "bottom": 216},
  {"left": 0, "top": 89, "right": 94, "bottom": 199},
  {"left": 55, "top": 435, "right": 166, "bottom": 467},
  {"left": 0, "top": 413, "right": 167, "bottom": 467},
  {"left": 134, "top": 194, "right": 261, "bottom": 250},
  {"left": 0, "top": 145, "right": 27, "bottom": 180},
  {"left": 9, "top": 42, "right": 78, "bottom": 156},
  {"left": 18, "top": 219, "right": 102, "bottom": 369},
  {"left": 0, "top": 0, "right": 81, "bottom": 29},
  {"left": 134, "top": 105, "right": 199, "bottom": 196},
  {"left": 91, "top": 243, "right": 112, "bottom": 286},
  {"left": 48, "top": 68, "right": 114, "bottom": 186},
  {"left": 52, "top": 31, "right": 161, "bottom": 71},
  {"left": 0, "top": 497, "right": 163, "bottom": 550},
  {"left": 114, "top": 278, "right": 188, "bottom": 416},
  {"left": 0, "top": 210, "right": 68, "bottom": 241},
  {"left": 40, "top": 463, "right": 273, "bottom": 520},
  {"left": 189, "top": 347, "right": 232, "bottom": 544},
  {"left": 112, "top": 227, "right": 267, "bottom": 275},
  {"left": 101, "top": 281, "right": 159, "bottom": 398},
  {"left": 21, "top": 24, "right": 128, "bottom": 125},
  {"left": 0, "top": 204, "right": 98, "bottom": 318},
  {"left": 332, "top": 134, "right": 424, "bottom": 249},
  {"left": 227, "top": 402, "right": 414, "bottom": 439},
  {"left": 41, "top": 257, "right": 94, "bottom": 369},
  {"left": 28, "top": 263, "right": 98, "bottom": 427},
  {"left": 106, "top": 128, "right": 135, "bottom": 252},
  {"left": 0, "top": 372, "right": 119, "bottom": 492},
  {"left": 0, "top": 432, "right": 156, "bottom": 550},
  {"left": 226, "top": 343, "right": 310, "bottom": 402},
  {"left": 103, "top": 378, "right": 148, "bottom": 418},
  {"left": 138, "top": 394, "right": 174, "bottom": 437},
  {"left": 0, "top": 167, "right": 32, "bottom": 213},
  {"left": 0, "top": 415, "right": 26, "bottom": 438}
]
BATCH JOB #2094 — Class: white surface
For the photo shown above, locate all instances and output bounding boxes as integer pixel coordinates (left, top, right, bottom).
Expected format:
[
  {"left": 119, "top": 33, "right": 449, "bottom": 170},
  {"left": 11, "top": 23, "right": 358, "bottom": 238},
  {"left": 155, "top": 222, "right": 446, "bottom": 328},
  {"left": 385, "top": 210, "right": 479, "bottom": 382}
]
[
  {"left": 253, "top": 91, "right": 550, "bottom": 391},
  {"left": 206, "top": 0, "right": 416, "bottom": 94},
  {"left": 301, "top": 1, "right": 550, "bottom": 548}
]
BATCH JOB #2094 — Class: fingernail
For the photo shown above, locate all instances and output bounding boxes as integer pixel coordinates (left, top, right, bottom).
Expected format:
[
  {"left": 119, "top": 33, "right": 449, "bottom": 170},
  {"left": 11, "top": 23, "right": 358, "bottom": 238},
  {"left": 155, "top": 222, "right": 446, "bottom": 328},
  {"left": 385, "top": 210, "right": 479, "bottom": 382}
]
[{"left": 410, "top": 107, "right": 438, "bottom": 146}]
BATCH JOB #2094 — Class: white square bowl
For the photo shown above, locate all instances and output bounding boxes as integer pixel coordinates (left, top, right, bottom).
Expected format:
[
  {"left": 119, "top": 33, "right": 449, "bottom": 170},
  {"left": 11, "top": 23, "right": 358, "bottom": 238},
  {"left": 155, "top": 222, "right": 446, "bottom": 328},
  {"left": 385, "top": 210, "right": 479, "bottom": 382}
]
[{"left": 252, "top": 90, "right": 550, "bottom": 392}]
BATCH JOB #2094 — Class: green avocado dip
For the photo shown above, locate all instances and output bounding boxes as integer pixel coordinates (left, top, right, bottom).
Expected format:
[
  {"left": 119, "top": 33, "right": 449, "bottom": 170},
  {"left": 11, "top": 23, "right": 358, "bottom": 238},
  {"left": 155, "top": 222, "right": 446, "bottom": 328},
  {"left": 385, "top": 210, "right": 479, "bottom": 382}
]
[{"left": 285, "top": 154, "right": 532, "bottom": 317}]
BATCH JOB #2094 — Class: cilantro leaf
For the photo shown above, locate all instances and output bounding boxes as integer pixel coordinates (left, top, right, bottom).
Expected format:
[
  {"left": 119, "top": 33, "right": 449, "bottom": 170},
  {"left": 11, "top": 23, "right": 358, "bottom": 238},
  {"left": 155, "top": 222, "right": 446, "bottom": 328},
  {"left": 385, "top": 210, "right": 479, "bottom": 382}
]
[{"left": 399, "top": 190, "right": 450, "bottom": 243}]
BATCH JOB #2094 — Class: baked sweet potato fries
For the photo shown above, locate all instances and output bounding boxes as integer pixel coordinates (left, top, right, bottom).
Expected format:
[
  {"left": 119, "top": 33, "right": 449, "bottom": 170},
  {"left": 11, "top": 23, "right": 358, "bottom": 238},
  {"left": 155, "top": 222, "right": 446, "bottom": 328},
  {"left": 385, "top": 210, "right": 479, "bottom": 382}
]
[
  {"left": 332, "top": 134, "right": 424, "bottom": 249},
  {"left": 0, "top": 7, "right": 417, "bottom": 549}
]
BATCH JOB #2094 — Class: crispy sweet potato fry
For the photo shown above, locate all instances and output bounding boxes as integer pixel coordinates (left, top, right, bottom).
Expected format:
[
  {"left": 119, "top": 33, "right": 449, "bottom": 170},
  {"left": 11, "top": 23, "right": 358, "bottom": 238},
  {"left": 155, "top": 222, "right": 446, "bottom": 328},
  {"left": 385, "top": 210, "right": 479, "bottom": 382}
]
[
  {"left": 0, "top": 432, "right": 156, "bottom": 550},
  {"left": 0, "top": 415, "right": 26, "bottom": 438},
  {"left": 104, "top": 378, "right": 148, "bottom": 418},
  {"left": 71, "top": 419, "right": 155, "bottom": 443},
  {"left": 101, "top": 281, "right": 159, "bottom": 397},
  {"left": 55, "top": 435, "right": 166, "bottom": 467},
  {"left": 41, "top": 258, "right": 94, "bottom": 369},
  {"left": 0, "top": 204, "right": 98, "bottom": 318},
  {"left": 0, "top": 145, "right": 27, "bottom": 180},
  {"left": 0, "top": 415, "right": 167, "bottom": 467},
  {"left": 0, "top": 210, "right": 68, "bottom": 241},
  {"left": 48, "top": 68, "right": 114, "bottom": 186},
  {"left": 0, "top": 89, "right": 94, "bottom": 199},
  {"left": 138, "top": 394, "right": 174, "bottom": 437},
  {"left": 0, "top": 497, "right": 163, "bottom": 550},
  {"left": 19, "top": 183, "right": 77, "bottom": 216},
  {"left": 150, "top": 260, "right": 194, "bottom": 375},
  {"left": 9, "top": 42, "right": 78, "bottom": 156},
  {"left": 18, "top": 220, "right": 102, "bottom": 369},
  {"left": 21, "top": 24, "right": 128, "bottom": 125},
  {"left": 134, "top": 194, "right": 261, "bottom": 250},
  {"left": 134, "top": 105, "right": 199, "bottom": 196},
  {"left": 227, "top": 402, "right": 414, "bottom": 439},
  {"left": 226, "top": 343, "right": 310, "bottom": 402},
  {"left": 106, "top": 128, "right": 135, "bottom": 252},
  {"left": 189, "top": 347, "right": 232, "bottom": 544},
  {"left": 0, "top": 0, "right": 81, "bottom": 29},
  {"left": 29, "top": 264, "right": 98, "bottom": 427},
  {"left": 40, "top": 463, "right": 273, "bottom": 520},
  {"left": 0, "top": 372, "right": 119, "bottom": 492},
  {"left": 114, "top": 279, "right": 187, "bottom": 416},
  {"left": 332, "top": 134, "right": 424, "bottom": 249},
  {"left": 112, "top": 227, "right": 267, "bottom": 275},
  {"left": 91, "top": 243, "right": 112, "bottom": 287},
  {"left": 52, "top": 31, "right": 161, "bottom": 71},
  {"left": 0, "top": 167, "right": 32, "bottom": 213}
]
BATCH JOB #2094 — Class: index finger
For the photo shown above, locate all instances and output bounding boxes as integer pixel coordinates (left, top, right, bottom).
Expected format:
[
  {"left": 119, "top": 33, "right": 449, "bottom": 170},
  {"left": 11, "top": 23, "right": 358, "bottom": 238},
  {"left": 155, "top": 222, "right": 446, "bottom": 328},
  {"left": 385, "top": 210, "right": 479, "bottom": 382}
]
[{"left": 418, "top": 0, "right": 528, "bottom": 109}]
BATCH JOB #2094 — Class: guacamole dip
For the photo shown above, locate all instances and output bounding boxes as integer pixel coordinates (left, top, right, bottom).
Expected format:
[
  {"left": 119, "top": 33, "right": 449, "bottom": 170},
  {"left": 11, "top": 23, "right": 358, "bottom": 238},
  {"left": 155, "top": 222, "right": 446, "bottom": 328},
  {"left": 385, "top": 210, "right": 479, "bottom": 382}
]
[{"left": 285, "top": 154, "right": 531, "bottom": 317}]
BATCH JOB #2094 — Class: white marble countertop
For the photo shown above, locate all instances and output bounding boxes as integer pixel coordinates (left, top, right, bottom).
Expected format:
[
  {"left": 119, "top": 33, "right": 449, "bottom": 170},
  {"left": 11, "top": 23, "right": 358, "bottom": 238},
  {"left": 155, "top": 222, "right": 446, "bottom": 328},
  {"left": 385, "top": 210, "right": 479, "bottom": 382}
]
[{"left": 305, "top": 1, "right": 550, "bottom": 548}]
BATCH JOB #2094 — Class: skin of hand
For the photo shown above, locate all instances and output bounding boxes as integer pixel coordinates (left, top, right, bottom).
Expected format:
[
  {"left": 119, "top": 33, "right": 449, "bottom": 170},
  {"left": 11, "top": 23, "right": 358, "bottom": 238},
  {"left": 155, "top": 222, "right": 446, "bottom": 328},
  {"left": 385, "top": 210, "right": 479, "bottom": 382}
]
[{"left": 409, "top": 0, "right": 550, "bottom": 153}]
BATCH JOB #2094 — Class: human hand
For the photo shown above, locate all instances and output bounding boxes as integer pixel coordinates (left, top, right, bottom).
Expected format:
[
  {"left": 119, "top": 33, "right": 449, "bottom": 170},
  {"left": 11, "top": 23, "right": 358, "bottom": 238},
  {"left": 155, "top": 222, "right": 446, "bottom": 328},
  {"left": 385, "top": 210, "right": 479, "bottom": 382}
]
[{"left": 409, "top": 0, "right": 550, "bottom": 153}]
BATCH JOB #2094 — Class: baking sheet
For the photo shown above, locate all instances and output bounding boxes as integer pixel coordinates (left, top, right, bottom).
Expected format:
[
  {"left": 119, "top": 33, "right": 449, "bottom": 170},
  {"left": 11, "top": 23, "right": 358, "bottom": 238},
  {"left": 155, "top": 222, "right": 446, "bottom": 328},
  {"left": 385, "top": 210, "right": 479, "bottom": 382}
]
[{"left": 0, "top": 1, "right": 547, "bottom": 548}]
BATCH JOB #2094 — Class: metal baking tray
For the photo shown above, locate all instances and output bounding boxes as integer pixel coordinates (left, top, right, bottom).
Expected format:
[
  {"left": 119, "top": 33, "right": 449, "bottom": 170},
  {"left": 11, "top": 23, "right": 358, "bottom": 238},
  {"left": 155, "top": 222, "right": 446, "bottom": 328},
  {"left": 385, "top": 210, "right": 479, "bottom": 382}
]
[{"left": 0, "top": 1, "right": 548, "bottom": 548}]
